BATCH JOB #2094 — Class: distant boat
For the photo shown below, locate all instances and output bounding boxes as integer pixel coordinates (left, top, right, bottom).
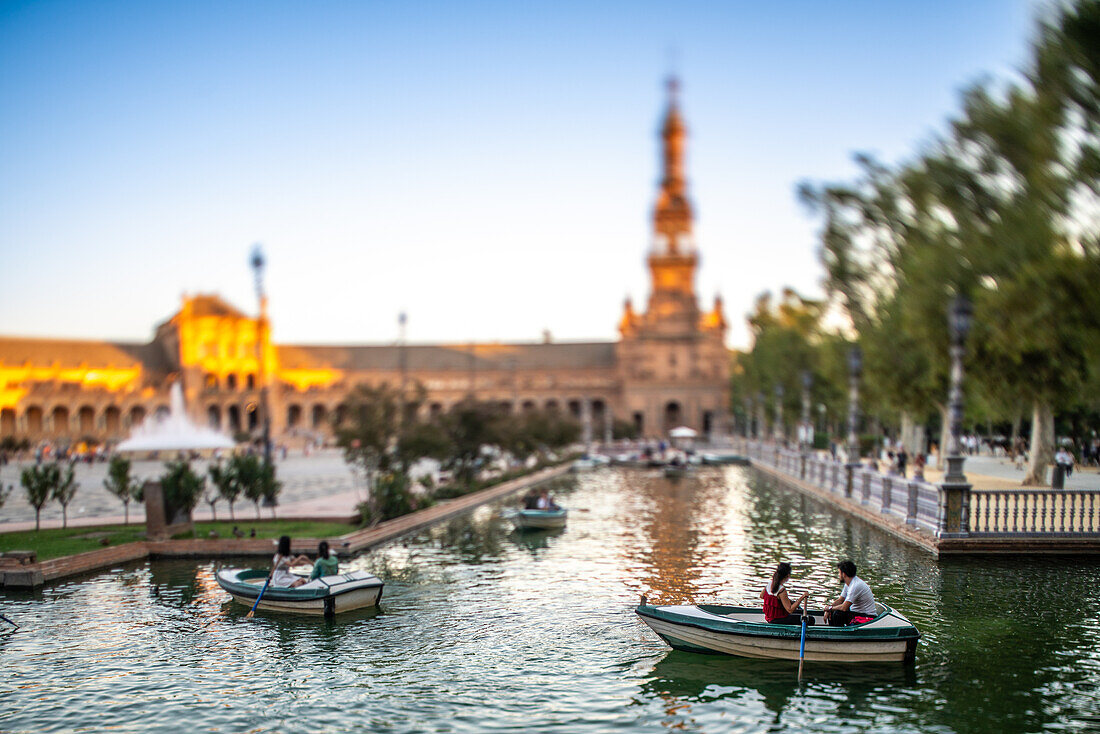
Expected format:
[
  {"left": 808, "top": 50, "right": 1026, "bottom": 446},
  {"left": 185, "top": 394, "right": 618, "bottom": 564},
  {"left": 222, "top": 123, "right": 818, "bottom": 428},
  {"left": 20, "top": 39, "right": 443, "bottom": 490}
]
[
  {"left": 216, "top": 568, "right": 384, "bottom": 616},
  {"left": 572, "top": 454, "right": 610, "bottom": 471},
  {"left": 507, "top": 508, "right": 568, "bottom": 530},
  {"left": 636, "top": 600, "right": 920, "bottom": 663},
  {"left": 699, "top": 451, "right": 750, "bottom": 466}
]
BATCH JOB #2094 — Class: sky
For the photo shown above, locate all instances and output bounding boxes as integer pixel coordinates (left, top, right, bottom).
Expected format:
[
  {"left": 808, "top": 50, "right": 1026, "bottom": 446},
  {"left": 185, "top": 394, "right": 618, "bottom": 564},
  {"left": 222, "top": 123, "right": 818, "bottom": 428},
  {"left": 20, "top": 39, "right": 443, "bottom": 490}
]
[{"left": 0, "top": 0, "right": 1039, "bottom": 350}]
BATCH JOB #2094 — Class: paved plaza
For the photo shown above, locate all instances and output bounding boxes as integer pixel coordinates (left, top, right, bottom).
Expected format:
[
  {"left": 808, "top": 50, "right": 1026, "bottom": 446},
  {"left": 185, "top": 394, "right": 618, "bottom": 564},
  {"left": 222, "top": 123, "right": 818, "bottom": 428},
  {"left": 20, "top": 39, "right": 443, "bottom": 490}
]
[{"left": 0, "top": 449, "right": 366, "bottom": 532}]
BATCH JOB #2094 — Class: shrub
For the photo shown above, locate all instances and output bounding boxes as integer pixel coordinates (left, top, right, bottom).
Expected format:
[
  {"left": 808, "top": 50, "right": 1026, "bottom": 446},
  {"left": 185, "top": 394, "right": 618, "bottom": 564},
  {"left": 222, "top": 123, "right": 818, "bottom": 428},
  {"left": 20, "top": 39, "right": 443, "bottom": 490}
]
[{"left": 159, "top": 460, "right": 204, "bottom": 524}]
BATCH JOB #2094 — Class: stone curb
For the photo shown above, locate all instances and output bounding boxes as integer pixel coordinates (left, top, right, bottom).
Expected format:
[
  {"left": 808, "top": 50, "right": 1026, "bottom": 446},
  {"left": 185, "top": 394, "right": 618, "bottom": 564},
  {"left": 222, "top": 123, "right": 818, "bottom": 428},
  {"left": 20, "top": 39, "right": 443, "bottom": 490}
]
[{"left": 0, "top": 464, "right": 570, "bottom": 588}]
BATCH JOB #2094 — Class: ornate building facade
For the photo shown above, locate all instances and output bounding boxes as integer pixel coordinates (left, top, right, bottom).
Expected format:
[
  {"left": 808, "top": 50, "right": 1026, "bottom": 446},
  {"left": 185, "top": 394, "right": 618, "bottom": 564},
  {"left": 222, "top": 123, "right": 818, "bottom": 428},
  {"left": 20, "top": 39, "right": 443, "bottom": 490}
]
[{"left": 0, "top": 83, "right": 729, "bottom": 445}]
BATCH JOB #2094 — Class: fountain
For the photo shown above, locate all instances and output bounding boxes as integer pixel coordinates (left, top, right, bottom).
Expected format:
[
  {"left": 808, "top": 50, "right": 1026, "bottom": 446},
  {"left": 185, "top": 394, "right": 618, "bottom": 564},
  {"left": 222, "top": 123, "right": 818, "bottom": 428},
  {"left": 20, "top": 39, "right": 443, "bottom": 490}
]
[{"left": 116, "top": 382, "right": 236, "bottom": 452}]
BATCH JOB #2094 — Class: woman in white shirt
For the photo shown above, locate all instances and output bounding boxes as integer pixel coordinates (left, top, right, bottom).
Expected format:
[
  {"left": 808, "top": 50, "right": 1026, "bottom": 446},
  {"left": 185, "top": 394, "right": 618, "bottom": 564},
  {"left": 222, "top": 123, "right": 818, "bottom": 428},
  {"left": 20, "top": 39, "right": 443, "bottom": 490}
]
[{"left": 270, "top": 535, "right": 312, "bottom": 588}]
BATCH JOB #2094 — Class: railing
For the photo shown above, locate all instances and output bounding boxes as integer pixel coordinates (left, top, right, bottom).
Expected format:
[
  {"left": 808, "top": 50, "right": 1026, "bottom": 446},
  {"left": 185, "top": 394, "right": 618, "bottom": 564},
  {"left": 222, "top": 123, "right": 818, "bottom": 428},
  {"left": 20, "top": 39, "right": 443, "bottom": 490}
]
[
  {"left": 736, "top": 439, "right": 943, "bottom": 533},
  {"left": 733, "top": 438, "right": 1100, "bottom": 540},
  {"left": 970, "top": 489, "right": 1100, "bottom": 535}
]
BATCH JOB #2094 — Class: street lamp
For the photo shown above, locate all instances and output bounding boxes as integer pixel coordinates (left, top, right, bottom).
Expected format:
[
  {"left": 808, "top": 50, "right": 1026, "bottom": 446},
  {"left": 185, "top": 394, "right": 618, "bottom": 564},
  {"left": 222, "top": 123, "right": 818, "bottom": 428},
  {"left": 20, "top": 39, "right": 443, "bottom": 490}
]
[
  {"left": 847, "top": 346, "right": 862, "bottom": 463},
  {"left": 944, "top": 294, "right": 973, "bottom": 484},
  {"left": 773, "top": 384, "right": 784, "bottom": 443},
  {"left": 800, "top": 370, "right": 813, "bottom": 453},
  {"left": 250, "top": 244, "right": 272, "bottom": 470}
]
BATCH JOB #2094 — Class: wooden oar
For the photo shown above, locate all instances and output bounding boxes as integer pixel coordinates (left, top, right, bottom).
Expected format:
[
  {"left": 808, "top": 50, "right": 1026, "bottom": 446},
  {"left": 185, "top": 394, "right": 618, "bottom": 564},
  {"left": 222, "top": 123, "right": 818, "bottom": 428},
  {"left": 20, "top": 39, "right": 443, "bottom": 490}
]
[
  {"left": 246, "top": 573, "right": 273, "bottom": 619},
  {"left": 797, "top": 603, "right": 808, "bottom": 681},
  {"left": 0, "top": 611, "right": 18, "bottom": 629}
]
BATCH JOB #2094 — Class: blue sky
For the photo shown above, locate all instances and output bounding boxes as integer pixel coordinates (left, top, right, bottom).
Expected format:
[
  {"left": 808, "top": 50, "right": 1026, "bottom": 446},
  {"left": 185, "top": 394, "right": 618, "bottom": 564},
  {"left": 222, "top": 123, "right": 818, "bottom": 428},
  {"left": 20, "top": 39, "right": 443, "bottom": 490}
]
[{"left": 0, "top": 0, "right": 1037, "bottom": 348}]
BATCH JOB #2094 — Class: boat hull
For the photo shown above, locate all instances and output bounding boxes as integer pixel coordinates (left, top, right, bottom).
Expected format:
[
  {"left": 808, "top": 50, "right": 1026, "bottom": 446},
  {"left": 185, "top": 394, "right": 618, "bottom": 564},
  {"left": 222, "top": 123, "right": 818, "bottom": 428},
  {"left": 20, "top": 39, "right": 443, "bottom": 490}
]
[
  {"left": 510, "top": 509, "right": 567, "bottom": 530},
  {"left": 636, "top": 603, "right": 919, "bottom": 663},
  {"left": 216, "top": 569, "right": 384, "bottom": 616}
]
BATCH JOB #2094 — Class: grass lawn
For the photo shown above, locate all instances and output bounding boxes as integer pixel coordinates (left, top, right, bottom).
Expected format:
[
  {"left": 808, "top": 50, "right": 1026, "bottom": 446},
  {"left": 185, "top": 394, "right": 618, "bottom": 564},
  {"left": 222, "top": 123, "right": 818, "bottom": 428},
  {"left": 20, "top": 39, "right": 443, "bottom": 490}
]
[{"left": 0, "top": 520, "right": 360, "bottom": 561}]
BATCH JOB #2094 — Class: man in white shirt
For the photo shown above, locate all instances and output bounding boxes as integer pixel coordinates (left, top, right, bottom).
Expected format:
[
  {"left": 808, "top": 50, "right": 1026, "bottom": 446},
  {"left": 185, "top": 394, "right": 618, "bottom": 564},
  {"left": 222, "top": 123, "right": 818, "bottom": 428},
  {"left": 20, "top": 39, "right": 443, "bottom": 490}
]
[{"left": 823, "top": 560, "right": 877, "bottom": 626}]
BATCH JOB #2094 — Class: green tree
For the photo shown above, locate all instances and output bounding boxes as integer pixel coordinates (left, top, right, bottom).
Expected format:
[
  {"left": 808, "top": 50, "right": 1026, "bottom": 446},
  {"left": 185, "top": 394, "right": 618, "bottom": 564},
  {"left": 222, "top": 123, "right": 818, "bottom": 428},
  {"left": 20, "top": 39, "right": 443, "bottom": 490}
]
[
  {"left": 259, "top": 460, "right": 281, "bottom": 519},
  {"left": 103, "top": 455, "right": 138, "bottom": 525},
  {"left": 20, "top": 463, "right": 59, "bottom": 531},
  {"left": 229, "top": 454, "right": 267, "bottom": 519},
  {"left": 208, "top": 461, "right": 242, "bottom": 521},
  {"left": 159, "top": 460, "right": 204, "bottom": 523},
  {"left": 52, "top": 465, "right": 79, "bottom": 529}
]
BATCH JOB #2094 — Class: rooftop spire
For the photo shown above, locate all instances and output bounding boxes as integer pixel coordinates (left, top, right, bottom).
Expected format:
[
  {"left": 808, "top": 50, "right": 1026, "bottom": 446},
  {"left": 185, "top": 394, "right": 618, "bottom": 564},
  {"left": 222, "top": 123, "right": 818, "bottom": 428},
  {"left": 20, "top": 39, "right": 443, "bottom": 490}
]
[{"left": 653, "top": 76, "right": 692, "bottom": 253}]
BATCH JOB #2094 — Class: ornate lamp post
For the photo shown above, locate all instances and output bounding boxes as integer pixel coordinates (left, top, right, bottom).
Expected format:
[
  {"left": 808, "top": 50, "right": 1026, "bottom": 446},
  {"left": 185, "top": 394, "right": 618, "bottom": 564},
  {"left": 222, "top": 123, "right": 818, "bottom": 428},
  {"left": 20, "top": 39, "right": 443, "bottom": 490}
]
[
  {"left": 939, "top": 295, "right": 974, "bottom": 538},
  {"left": 800, "top": 370, "right": 813, "bottom": 453},
  {"left": 773, "top": 384, "right": 784, "bottom": 443},
  {"left": 250, "top": 245, "right": 272, "bottom": 470},
  {"left": 845, "top": 345, "right": 862, "bottom": 498}
]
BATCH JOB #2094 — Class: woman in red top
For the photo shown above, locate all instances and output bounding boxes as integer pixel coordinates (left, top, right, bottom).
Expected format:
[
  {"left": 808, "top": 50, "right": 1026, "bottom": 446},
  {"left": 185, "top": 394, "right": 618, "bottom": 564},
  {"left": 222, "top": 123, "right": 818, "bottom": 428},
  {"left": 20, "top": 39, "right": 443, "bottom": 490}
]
[{"left": 761, "top": 562, "right": 813, "bottom": 625}]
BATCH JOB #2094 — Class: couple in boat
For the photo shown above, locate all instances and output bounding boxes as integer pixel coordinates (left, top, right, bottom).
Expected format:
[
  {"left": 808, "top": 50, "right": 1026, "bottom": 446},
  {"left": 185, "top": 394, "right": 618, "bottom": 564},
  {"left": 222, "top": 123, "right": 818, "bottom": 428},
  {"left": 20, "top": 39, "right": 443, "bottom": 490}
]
[{"left": 761, "top": 559, "right": 877, "bottom": 627}]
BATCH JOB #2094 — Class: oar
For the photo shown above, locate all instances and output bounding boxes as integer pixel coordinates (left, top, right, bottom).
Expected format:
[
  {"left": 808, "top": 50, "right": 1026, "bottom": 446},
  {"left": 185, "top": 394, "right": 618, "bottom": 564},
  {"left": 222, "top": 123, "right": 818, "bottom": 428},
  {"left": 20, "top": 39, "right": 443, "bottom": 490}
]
[
  {"left": 797, "top": 602, "right": 809, "bottom": 681},
  {"left": 246, "top": 573, "right": 273, "bottom": 619},
  {"left": 0, "top": 611, "right": 18, "bottom": 629}
]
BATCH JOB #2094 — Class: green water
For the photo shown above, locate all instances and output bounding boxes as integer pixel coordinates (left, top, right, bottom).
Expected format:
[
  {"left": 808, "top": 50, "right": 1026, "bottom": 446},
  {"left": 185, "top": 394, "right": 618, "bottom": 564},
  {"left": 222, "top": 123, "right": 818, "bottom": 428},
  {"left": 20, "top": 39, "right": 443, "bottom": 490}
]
[{"left": 2, "top": 467, "right": 1099, "bottom": 732}]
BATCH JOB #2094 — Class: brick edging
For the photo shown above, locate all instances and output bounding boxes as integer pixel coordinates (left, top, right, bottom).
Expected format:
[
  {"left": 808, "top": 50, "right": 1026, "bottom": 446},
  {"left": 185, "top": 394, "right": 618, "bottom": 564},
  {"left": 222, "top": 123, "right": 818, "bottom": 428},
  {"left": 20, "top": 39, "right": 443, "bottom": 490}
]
[{"left": 0, "top": 464, "right": 571, "bottom": 588}]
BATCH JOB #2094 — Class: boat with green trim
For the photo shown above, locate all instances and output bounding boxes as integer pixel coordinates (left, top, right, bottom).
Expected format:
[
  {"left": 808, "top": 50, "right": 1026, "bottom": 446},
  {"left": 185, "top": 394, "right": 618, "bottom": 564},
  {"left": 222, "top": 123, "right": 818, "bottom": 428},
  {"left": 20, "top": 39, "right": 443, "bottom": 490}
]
[
  {"left": 216, "top": 568, "right": 384, "bottom": 616},
  {"left": 636, "top": 598, "right": 919, "bottom": 663},
  {"left": 508, "top": 508, "right": 568, "bottom": 530}
]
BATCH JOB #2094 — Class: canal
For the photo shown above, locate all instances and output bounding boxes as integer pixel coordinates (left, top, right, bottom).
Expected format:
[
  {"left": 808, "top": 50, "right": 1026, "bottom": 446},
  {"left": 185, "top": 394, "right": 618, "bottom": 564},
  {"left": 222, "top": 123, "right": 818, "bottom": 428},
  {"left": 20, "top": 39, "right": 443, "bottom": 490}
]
[{"left": 3, "top": 467, "right": 1099, "bottom": 732}]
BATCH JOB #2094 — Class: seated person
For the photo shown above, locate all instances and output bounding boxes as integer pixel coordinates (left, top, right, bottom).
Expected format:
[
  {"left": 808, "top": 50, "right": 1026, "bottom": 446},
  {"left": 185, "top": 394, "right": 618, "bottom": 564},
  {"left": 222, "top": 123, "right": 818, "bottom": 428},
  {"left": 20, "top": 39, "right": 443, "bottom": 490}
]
[
  {"left": 535, "top": 488, "right": 559, "bottom": 510},
  {"left": 823, "top": 560, "right": 877, "bottom": 626},
  {"left": 270, "top": 535, "right": 312, "bottom": 588},
  {"left": 761, "top": 561, "right": 813, "bottom": 625},
  {"left": 310, "top": 540, "right": 339, "bottom": 580}
]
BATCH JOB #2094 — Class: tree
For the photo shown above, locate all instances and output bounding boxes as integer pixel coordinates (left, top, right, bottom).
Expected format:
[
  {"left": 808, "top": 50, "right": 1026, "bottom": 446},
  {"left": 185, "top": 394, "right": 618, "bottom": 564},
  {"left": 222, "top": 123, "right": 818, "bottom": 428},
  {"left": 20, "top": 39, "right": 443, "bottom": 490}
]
[
  {"left": 229, "top": 454, "right": 268, "bottom": 519},
  {"left": 52, "top": 465, "right": 79, "bottom": 529},
  {"left": 159, "top": 460, "right": 204, "bottom": 523},
  {"left": 103, "top": 455, "right": 138, "bottom": 525},
  {"left": 208, "top": 461, "right": 241, "bottom": 521},
  {"left": 259, "top": 460, "right": 281, "bottom": 519},
  {"left": 21, "top": 463, "right": 58, "bottom": 531}
]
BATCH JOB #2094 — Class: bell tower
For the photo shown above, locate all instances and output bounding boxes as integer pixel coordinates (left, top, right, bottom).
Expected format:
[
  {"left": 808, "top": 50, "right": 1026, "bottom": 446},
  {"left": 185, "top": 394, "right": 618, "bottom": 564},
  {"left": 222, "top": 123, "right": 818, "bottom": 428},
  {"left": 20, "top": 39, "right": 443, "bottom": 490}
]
[{"left": 617, "top": 77, "right": 729, "bottom": 438}]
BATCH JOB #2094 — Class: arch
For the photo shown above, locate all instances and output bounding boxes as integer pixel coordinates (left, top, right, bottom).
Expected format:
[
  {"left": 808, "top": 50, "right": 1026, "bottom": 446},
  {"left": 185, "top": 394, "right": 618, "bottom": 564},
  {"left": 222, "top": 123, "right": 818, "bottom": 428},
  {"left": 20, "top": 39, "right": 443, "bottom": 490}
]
[
  {"left": 522, "top": 400, "right": 537, "bottom": 414},
  {"left": 246, "top": 403, "right": 258, "bottom": 430},
  {"left": 591, "top": 399, "right": 606, "bottom": 421},
  {"left": 227, "top": 405, "right": 242, "bottom": 432},
  {"left": 51, "top": 406, "right": 70, "bottom": 435},
  {"left": 78, "top": 405, "right": 95, "bottom": 434},
  {"left": 663, "top": 401, "right": 682, "bottom": 434},
  {"left": 207, "top": 405, "right": 222, "bottom": 430},
  {"left": 245, "top": 374, "right": 256, "bottom": 390},
  {"left": 429, "top": 402, "right": 444, "bottom": 419},
  {"left": 703, "top": 411, "right": 714, "bottom": 435},
  {"left": 204, "top": 373, "right": 219, "bottom": 390},
  {"left": 287, "top": 404, "right": 302, "bottom": 428},
  {"left": 567, "top": 400, "right": 582, "bottom": 419},
  {"left": 544, "top": 400, "right": 559, "bottom": 413},
  {"left": 497, "top": 401, "right": 513, "bottom": 414},
  {"left": 154, "top": 405, "right": 170, "bottom": 421},
  {"left": 311, "top": 404, "right": 328, "bottom": 429},
  {"left": 104, "top": 406, "right": 121, "bottom": 435},
  {"left": 25, "top": 406, "right": 44, "bottom": 434},
  {"left": 129, "top": 406, "right": 146, "bottom": 429},
  {"left": 226, "top": 374, "right": 239, "bottom": 391},
  {"left": 1, "top": 408, "right": 15, "bottom": 436},
  {"left": 633, "top": 412, "right": 644, "bottom": 436},
  {"left": 334, "top": 404, "right": 348, "bottom": 428}
]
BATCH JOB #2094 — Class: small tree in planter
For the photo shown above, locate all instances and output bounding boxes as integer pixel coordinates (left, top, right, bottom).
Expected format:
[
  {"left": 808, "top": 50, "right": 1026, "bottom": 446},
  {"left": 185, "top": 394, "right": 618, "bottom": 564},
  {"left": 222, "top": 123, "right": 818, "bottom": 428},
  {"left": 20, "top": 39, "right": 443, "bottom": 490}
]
[
  {"left": 159, "top": 460, "right": 204, "bottom": 525},
  {"left": 103, "top": 455, "right": 138, "bottom": 525},
  {"left": 20, "top": 463, "right": 58, "bottom": 531},
  {"left": 259, "top": 461, "right": 281, "bottom": 519},
  {"left": 208, "top": 461, "right": 241, "bottom": 521},
  {"left": 52, "top": 465, "right": 79, "bottom": 529},
  {"left": 230, "top": 454, "right": 267, "bottom": 519}
]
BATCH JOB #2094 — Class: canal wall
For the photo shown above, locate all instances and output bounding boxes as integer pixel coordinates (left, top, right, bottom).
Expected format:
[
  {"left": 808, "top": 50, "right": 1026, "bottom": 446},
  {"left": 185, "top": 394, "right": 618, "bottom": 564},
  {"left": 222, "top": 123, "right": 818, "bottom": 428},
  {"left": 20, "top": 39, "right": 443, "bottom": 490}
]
[
  {"left": 737, "top": 440, "right": 1100, "bottom": 556},
  {"left": 0, "top": 464, "right": 571, "bottom": 587}
]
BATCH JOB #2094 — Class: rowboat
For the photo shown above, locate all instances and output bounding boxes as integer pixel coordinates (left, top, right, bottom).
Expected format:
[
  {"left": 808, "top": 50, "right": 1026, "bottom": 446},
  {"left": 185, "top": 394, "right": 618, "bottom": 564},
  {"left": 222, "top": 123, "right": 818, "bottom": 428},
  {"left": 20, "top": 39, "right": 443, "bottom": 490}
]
[
  {"left": 572, "top": 455, "right": 610, "bottom": 471},
  {"left": 699, "top": 451, "right": 750, "bottom": 466},
  {"left": 216, "top": 568, "right": 384, "bottom": 617},
  {"left": 636, "top": 599, "right": 919, "bottom": 663},
  {"left": 508, "top": 508, "right": 568, "bottom": 530}
]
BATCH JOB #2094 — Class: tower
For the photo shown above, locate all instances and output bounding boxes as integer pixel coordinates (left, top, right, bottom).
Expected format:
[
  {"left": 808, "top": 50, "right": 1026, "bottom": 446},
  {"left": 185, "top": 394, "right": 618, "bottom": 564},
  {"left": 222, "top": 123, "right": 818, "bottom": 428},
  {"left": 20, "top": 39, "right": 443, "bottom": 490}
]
[{"left": 617, "top": 78, "right": 729, "bottom": 437}]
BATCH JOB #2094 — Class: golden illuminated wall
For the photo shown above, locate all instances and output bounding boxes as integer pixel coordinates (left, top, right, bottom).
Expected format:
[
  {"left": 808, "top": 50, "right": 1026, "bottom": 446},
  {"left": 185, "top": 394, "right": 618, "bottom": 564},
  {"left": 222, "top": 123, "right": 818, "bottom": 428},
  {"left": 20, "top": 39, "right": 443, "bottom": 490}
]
[{"left": 0, "top": 364, "right": 142, "bottom": 410}]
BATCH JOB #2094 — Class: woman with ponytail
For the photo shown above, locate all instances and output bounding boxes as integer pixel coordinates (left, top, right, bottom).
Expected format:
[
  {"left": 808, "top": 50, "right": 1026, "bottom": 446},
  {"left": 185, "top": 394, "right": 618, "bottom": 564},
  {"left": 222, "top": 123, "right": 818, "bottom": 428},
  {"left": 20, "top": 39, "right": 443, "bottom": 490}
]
[{"left": 760, "top": 562, "right": 813, "bottom": 625}]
